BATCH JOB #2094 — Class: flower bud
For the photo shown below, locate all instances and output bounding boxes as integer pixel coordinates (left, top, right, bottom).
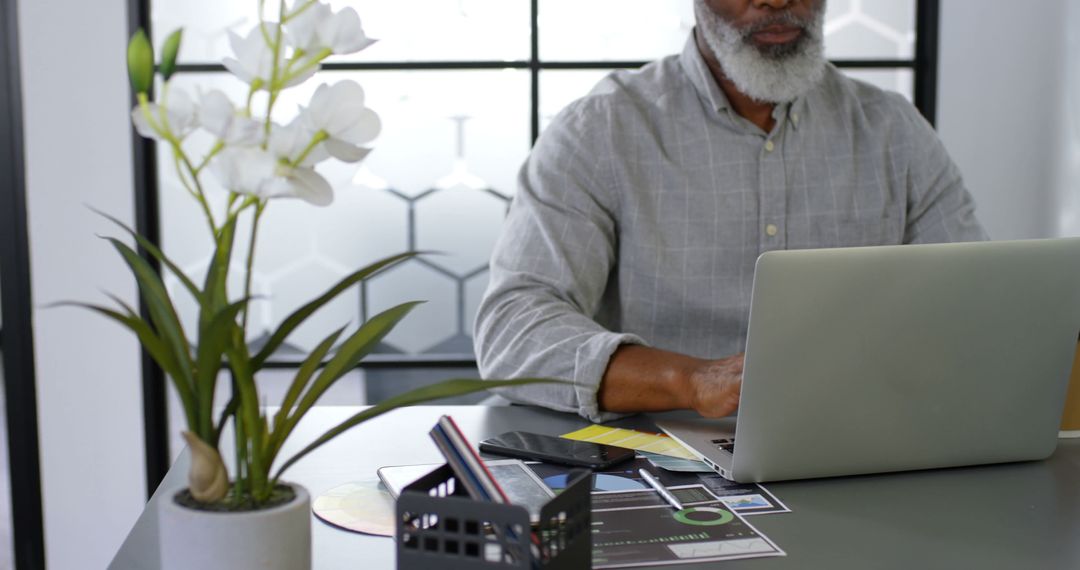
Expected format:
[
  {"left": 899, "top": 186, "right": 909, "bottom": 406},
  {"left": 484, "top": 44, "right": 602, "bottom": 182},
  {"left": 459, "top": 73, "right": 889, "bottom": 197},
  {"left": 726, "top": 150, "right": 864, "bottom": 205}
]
[
  {"left": 159, "top": 28, "right": 183, "bottom": 81},
  {"left": 127, "top": 29, "right": 154, "bottom": 94}
]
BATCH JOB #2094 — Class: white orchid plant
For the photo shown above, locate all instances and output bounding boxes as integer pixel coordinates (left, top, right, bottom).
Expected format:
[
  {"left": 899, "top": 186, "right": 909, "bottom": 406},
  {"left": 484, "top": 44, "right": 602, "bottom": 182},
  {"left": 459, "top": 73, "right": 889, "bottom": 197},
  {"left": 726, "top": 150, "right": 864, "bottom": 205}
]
[{"left": 76, "top": 1, "right": 551, "bottom": 510}]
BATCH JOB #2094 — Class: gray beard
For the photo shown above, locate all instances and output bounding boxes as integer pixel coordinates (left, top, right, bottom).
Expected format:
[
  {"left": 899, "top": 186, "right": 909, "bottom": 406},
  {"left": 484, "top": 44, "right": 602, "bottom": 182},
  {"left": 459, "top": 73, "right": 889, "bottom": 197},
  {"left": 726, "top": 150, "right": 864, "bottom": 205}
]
[{"left": 694, "top": 0, "right": 827, "bottom": 104}]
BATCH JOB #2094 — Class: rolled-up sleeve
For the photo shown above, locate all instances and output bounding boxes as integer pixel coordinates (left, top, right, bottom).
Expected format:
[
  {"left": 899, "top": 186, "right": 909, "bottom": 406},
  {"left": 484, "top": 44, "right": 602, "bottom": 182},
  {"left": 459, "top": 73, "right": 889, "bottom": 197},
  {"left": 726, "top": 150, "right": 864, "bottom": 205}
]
[{"left": 473, "top": 99, "right": 645, "bottom": 423}]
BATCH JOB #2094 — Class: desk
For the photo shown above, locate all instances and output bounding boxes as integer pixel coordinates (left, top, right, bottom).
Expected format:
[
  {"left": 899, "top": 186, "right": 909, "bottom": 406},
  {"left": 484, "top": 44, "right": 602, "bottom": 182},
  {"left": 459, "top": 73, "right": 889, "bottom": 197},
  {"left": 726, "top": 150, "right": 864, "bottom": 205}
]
[{"left": 110, "top": 405, "right": 1080, "bottom": 569}]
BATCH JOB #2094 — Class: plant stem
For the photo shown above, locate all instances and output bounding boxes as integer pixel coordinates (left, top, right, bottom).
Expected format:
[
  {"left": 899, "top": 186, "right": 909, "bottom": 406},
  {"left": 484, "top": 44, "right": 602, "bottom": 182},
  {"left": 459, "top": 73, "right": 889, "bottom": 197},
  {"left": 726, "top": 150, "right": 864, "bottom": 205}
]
[
  {"left": 194, "top": 140, "right": 225, "bottom": 174},
  {"left": 241, "top": 201, "right": 266, "bottom": 337},
  {"left": 263, "top": 0, "right": 287, "bottom": 140},
  {"left": 172, "top": 146, "right": 219, "bottom": 236},
  {"left": 232, "top": 381, "right": 248, "bottom": 502},
  {"left": 278, "top": 47, "right": 331, "bottom": 87},
  {"left": 136, "top": 93, "right": 163, "bottom": 138},
  {"left": 257, "top": 0, "right": 273, "bottom": 48},
  {"left": 292, "top": 130, "right": 328, "bottom": 167},
  {"left": 170, "top": 148, "right": 201, "bottom": 202},
  {"left": 282, "top": 0, "right": 318, "bottom": 22},
  {"left": 244, "top": 80, "right": 261, "bottom": 116}
]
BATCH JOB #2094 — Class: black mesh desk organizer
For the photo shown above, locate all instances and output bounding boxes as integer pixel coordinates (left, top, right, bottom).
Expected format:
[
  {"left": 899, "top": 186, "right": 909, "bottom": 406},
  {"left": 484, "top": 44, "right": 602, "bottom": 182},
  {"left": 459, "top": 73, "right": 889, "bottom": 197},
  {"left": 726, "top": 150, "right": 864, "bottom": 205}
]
[{"left": 396, "top": 464, "right": 592, "bottom": 568}]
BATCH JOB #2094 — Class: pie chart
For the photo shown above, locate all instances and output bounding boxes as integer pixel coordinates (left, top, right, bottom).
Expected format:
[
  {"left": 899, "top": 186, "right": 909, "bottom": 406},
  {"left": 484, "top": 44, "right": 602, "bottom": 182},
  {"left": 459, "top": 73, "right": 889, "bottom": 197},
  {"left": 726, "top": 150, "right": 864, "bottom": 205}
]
[{"left": 673, "top": 506, "right": 734, "bottom": 526}]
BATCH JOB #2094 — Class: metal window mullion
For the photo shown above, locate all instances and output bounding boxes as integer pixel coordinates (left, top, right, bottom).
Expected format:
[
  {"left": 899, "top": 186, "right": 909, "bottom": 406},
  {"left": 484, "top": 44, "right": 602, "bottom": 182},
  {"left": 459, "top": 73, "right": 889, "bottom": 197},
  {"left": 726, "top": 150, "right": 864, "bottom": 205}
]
[
  {"left": 530, "top": 0, "right": 541, "bottom": 143},
  {"left": 914, "top": 0, "right": 941, "bottom": 125},
  {"left": 0, "top": 0, "right": 47, "bottom": 566}
]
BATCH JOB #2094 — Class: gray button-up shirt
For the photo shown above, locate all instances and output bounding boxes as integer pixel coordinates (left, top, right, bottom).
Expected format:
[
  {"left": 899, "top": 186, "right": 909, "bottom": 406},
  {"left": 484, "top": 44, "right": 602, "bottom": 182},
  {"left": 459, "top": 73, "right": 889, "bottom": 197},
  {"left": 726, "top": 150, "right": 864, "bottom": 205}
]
[{"left": 475, "top": 34, "right": 987, "bottom": 422}]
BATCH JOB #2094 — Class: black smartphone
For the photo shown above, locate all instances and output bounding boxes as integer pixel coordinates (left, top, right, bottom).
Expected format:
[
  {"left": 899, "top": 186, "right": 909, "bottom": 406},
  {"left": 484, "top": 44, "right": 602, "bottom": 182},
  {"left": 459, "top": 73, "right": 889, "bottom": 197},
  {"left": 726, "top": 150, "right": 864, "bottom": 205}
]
[{"left": 479, "top": 431, "right": 635, "bottom": 469}]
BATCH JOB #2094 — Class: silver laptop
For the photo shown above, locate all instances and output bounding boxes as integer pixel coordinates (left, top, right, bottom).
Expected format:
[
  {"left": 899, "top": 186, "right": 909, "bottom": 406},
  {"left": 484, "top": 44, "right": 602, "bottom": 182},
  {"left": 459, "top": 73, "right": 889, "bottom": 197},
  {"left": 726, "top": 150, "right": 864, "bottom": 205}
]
[{"left": 658, "top": 238, "right": 1080, "bottom": 483}]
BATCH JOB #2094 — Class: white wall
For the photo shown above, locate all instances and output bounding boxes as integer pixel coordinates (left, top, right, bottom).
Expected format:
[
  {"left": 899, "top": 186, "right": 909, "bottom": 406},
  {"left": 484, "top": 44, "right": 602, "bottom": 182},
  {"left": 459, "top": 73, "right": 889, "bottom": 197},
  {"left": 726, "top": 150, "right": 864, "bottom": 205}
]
[
  {"left": 937, "top": 0, "right": 1070, "bottom": 240},
  {"left": 18, "top": 0, "right": 147, "bottom": 569},
  {"left": 1053, "top": 0, "right": 1080, "bottom": 236}
]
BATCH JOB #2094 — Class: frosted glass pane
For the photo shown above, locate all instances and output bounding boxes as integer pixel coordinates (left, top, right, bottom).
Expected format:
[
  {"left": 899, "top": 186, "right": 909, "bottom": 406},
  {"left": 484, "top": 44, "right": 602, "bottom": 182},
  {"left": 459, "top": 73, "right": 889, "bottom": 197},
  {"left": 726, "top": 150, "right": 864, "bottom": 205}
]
[
  {"left": 157, "top": 70, "right": 528, "bottom": 355},
  {"left": 539, "top": 70, "right": 611, "bottom": 132},
  {"left": 153, "top": 0, "right": 530, "bottom": 63},
  {"left": 151, "top": 0, "right": 256, "bottom": 64},
  {"left": 328, "top": 0, "right": 530, "bottom": 63},
  {"left": 539, "top": 0, "right": 694, "bottom": 61},
  {"left": 367, "top": 261, "right": 458, "bottom": 354},
  {"left": 841, "top": 68, "right": 914, "bottom": 102},
  {"left": 825, "top": 0, "right": 916, "bottom": 59},
  {"left": 539, "top": 0, "right": 916, "bottom": 62},
  {"left": 415, "top": 188, "right": 509, "bottom": 276}
]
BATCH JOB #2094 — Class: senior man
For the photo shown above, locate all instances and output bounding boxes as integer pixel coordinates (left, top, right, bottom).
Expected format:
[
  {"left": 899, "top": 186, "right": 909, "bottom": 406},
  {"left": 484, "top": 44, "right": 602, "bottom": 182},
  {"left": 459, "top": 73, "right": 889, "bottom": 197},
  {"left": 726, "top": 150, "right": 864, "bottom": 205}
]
[{"left": 474, "top": 0, "right": 987, "bottom": 423}]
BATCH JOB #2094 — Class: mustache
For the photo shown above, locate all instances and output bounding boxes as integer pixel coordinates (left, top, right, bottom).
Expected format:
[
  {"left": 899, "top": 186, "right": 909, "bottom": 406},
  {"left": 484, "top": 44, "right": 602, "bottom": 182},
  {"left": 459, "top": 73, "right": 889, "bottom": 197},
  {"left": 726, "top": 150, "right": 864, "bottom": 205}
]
[{"left": 739, "top": 11, "right": 818, "bottom": 37}]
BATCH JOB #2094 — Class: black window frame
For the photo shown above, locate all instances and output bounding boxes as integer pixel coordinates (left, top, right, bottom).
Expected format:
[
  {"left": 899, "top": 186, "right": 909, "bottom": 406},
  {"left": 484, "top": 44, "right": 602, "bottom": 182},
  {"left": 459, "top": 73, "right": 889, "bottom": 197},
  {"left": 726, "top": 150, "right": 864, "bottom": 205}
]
[
  {"left": 1, "top": 0, "right": 47, "bottom": 567},
  {"left": 130, "top": 0, "right": 942, "bottom": 492}
]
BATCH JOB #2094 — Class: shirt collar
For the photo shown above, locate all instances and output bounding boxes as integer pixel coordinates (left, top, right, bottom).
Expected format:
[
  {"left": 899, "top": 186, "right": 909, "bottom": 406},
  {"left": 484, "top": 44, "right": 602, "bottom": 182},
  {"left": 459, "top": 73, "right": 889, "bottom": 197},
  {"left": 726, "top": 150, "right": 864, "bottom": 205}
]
[
  {"left": 679, "top": 29, "right": 808, "bottom": 132},
  {"left": 679, "top": 30, "right": 732, "bottom": 114}
]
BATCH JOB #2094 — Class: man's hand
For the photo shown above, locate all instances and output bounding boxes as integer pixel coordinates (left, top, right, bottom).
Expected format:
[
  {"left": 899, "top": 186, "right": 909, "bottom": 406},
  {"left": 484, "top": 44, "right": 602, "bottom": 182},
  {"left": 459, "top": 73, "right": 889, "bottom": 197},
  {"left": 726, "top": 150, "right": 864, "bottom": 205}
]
[
  {"left": 686, "top": 354, "right": 743, "bottom": 418},
  {"left": 598, "top": 345, "right": 743, "bottom": 417}
]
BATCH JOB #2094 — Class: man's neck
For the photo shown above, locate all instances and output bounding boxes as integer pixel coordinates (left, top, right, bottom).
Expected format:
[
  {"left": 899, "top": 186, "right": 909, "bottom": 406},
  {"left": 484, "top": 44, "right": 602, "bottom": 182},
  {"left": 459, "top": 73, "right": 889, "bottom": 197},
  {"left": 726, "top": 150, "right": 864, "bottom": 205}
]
[{"left": 695, "top": 31, "right": 776, "bottom": 133}]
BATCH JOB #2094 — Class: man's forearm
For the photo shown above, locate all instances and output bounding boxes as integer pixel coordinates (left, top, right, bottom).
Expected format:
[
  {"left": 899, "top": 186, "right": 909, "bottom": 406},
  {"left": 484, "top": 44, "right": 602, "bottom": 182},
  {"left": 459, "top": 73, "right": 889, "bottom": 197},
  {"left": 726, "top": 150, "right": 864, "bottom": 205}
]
[
  {"left": 598, "top": 345, "right": 701, "bottom": 412},
  {"left": 598, "top": 345, "right": 744, "bottom": 417}
]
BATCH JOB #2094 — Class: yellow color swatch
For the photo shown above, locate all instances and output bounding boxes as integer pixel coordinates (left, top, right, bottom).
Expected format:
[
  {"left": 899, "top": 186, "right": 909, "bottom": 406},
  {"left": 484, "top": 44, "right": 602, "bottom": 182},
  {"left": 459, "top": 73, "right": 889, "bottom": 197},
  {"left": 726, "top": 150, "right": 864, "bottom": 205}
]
[{"left": 560, "top": 425, "right": 697, "bottom": 460}]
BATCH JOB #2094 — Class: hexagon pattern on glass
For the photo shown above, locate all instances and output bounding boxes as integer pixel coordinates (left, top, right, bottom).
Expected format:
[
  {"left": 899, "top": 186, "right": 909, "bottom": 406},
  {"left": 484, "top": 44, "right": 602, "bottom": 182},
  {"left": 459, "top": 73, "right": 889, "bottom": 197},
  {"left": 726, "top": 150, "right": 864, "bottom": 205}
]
[
  {"left": 365, "top": 261, "right": 458, "bottom": 355},
  {"left": 154, "top": 0, "right": 531, "bottom": 64},
  {"left": 825, "top": 0, "right": 916, "bottom": 59}
]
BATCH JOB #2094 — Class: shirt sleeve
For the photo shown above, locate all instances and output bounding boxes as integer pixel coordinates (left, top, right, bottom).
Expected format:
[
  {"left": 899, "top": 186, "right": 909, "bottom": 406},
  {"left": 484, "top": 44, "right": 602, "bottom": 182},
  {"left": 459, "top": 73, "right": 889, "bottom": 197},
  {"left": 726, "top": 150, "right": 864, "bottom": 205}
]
[
  {"left": 473, "top": 98, "right": 646, "bottom": 423},
  {"left": 898, "top": 98, "right": 990, "bottom": 243}
]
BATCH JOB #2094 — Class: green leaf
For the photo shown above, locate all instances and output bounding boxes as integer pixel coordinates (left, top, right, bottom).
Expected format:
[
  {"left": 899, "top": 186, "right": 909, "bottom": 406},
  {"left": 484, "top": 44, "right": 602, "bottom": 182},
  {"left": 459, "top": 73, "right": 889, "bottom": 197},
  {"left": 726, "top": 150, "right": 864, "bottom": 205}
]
[
  {"left": 251, "top": 251, "right": 418, "bottom": 368},
  {"left": 55, "top": 300, "right": 198, "bottom": 431},
  {"left": 194, "top": 298, "right": 249, "bottom": 440},
  {"left": 107, "top": 237, "right": 195, "bottom": 390},
  {"left": 127, "top": 29, "right": 154, "bottom": 94},
  {"left": 224, "top": 342, "right": 269, "bottom": 499},
  {"left": 93, "top": 207, "right": 202, "bottom": 303},
  {"left": 159, "top": 28, "right": 183, "bottom": 81},
  {"left": 266, "top": 325, "right": 346, "bottom": 461},
  {"left": 273, "top": 378, "right": 564, "bottom": 481},
  {"left": 212, "top": 394, "right": 239, "bottom": 448},
  {"left": 200, "top": 215, "right": 238, "bottom": 334},
  {"left": 282, "top": 301, "right": 422, "bottom": 436}
]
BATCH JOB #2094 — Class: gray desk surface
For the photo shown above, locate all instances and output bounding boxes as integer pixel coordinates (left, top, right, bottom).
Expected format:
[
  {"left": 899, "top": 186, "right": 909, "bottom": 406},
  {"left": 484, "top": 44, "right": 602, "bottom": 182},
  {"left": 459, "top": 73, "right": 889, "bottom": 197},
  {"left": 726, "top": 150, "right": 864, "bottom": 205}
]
[{"left": 110, "top": 405, "right": 1080, "bottom": 569}]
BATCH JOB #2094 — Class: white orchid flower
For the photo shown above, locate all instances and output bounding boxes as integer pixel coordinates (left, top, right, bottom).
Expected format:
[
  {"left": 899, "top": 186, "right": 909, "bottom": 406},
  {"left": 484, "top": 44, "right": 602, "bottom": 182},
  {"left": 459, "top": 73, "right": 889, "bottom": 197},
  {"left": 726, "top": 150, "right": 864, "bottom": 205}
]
[
  {"left": 130, "top": 87, "right": 197, "bottom": 140},
  {"left": 285, "top": 2, "right": 376, "bottom": 55},
  {"left": 209, "top": 147, "right": 278, "bottom": 197},
  {"left": 209, "top": 130, "right": 334, "bottom": 206},
  {"left": 269, "top": 119, "right": 329, "bottom": 167},
  {"left": 197, "top": 89, "right": 262, "bottom": 146},
  {"left": 222, "top": 25, "right": 315, "bottom": 89},
  {"left": 300, "top": 81, "right": 380, "bottom": 163},
  {"left": 263, "top": 166, "right": 334, "bottom": 206}
]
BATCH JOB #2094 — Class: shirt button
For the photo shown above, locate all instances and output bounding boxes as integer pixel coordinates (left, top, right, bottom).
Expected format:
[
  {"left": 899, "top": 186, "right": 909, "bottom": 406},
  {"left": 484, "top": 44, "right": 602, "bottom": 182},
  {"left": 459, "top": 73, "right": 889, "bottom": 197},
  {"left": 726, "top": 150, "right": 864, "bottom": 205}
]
[
  {"left": 765, "top": 224, "right": 778, "bottom": 237},
  {"left": 764, "top": 140, "right": 775, "bottom": 152}
]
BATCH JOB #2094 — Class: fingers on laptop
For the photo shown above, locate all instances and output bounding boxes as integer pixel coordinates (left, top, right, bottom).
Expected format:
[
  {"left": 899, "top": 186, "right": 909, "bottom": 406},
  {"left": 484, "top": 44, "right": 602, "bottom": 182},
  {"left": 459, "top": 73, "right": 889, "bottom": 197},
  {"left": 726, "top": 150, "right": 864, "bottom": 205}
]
[{"left": 689, "top": 353, "right": 743, "bottom": 418}]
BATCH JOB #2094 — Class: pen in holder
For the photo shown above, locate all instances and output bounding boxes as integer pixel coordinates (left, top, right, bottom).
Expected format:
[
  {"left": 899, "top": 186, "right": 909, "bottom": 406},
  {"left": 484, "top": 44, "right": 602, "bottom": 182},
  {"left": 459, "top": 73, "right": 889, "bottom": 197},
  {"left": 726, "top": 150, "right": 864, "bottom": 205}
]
[{"left": 396, "top": 464, "right": 592, "bottom": 569}]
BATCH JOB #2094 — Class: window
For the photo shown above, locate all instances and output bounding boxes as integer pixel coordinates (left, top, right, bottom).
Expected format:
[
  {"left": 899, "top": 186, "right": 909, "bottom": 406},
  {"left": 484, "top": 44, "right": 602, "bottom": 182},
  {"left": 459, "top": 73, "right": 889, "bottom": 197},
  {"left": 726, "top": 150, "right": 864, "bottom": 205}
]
[
  {"left": 137, "top": 0, "right": 937, "bottom": 478},
  {"left": 145, "top": 0, "right": 931, "bottom": 364}
]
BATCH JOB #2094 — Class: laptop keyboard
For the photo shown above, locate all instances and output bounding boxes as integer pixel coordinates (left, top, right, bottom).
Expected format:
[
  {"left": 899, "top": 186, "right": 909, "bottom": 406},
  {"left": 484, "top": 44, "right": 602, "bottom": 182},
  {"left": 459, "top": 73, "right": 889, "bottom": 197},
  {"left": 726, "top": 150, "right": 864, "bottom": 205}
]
[{"left": 710, "top": 438, "right": 735, "bottom": 454}]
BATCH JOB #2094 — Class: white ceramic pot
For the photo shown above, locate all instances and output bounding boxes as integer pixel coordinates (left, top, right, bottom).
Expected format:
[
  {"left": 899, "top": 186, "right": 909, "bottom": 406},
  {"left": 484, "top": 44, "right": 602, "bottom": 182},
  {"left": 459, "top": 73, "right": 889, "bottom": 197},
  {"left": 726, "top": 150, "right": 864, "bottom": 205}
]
[{"left": 159, "top": 484, "right": 311, "bottom": 570}]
